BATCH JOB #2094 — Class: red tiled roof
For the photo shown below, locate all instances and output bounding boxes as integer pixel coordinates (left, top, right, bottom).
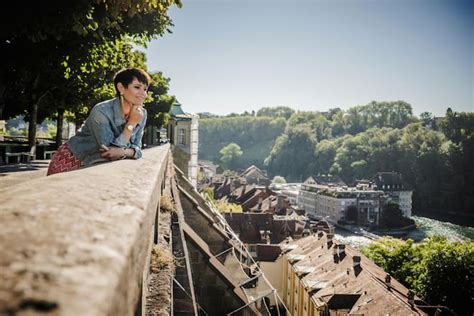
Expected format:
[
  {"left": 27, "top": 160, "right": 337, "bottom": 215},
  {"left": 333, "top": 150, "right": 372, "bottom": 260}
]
[{"left": 285, "top": 234, "right": 430, "bottom": 315}]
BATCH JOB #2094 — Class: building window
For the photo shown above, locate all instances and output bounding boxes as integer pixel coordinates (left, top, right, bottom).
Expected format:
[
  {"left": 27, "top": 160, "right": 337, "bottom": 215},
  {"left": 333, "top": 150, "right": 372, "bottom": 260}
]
[{"left": 179, "top": 128, "right": 186, "bottom": 145}]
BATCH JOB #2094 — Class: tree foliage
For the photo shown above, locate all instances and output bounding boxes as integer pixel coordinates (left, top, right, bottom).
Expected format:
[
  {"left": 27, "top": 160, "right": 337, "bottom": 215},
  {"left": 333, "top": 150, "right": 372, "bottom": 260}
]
[
  {"left": 265, "top": 124, "right": 317, "bottom": 181},
  {"left": 345, "top": 205, "right": 358, "bottom": 223},
  {"left": 256, "top": 106, "right": 295, "bottom": 119},
  {"left": 271, "top": 176, "right": 286, "bottom": 184},
  {"left": 202, "top": 186, "right": 242, "bottom": 213},
  {"left": 199, "top": 115, "right": 285, "bottom": 169},
  {"left": 380, "top": 203, "right": 415, "bottom": 228},
  {"left": 0, "top": 0, "right": 180, "bottom": 151},
  {"left": 219, "top": 143, "right": 243, "bottom": 169},
  {"left": 362, "top": 236, "right": 473, "bottom": 315},
  {"left": 145, "top": 72, "right": 175, "bottom": 129},
  {"left": 199, "top": 104, "right": 473, "bottom": 219},
  {"left": 334, "top": 100, "right": 414, "bottom": 136}
]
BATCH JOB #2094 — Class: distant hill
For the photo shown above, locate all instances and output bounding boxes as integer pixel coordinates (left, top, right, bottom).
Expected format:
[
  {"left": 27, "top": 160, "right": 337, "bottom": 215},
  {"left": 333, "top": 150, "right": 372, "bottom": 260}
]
[{"left": 198, "top": 103, "right": 474, "bottom": 222}]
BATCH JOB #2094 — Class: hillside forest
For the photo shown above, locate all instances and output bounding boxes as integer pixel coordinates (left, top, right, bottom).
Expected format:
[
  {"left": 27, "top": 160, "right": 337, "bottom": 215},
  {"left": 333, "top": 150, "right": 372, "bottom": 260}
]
[{"left": 198, "top": 102, "right": 474, "bottom": 223}]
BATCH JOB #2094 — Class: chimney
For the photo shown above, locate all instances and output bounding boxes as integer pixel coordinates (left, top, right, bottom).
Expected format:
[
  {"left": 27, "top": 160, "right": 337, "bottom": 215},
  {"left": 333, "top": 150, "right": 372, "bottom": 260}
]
[
  {"left": 326, "top": 233, "right": 334, "bottom": 248},
  {"left": 277, "top": 195, "right": 285, "bottom": 208},
  {"left": 326, "top": 233, "right": 334, "bottom": 242},
  {"left": 235, "top": 177, "right": 242, "bottom": 187},
  {"left": 352, "top": 256, "right": 361, "bottom": 268},
  {"left": 240, "top": 184, "right": 246, "bottom": 198},
  {"left": 407, "top": 290, "right": 415, "bottom": 309},
  {"left": 385, "top": 274, "right": 391, "bottom": 288},
  {"left": 337, "top": 244, "right": 346, "bottom": 256},
  {"left": 230, "top": 178, "right": 235, "bottom": 192},
  {"left": 257, "top": 196, "right": 263, "bottom": 211}
]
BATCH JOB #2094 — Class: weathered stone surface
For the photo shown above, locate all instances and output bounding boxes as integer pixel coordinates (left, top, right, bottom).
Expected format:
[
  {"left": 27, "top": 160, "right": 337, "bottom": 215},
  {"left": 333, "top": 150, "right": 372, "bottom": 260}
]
[
  {"left": 0, "top": 168, "right": 47, "bottom": 188},
  {"left": 145, "top": 155, "right": 174, "bottom": 316},
  {"left": 0, "top": 145, "right": 170, "bottom": 316}
]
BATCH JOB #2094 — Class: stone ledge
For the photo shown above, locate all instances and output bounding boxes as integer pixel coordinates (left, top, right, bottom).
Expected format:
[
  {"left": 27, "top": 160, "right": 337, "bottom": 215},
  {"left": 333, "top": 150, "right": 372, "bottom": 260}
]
[{"left": 0, "top": 145, "right": 170, "bottom": 316}]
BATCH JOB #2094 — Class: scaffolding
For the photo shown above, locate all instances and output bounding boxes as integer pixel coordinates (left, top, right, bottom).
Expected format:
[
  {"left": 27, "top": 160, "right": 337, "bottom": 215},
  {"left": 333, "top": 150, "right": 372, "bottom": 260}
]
[{"left": 201, "top": 191, "right": 291, "bottom": 316}]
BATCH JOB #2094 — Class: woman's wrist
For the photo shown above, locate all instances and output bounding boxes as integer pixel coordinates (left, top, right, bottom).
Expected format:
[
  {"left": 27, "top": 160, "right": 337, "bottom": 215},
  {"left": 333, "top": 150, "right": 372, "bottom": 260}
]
[
  {"left": 121, "top": 147, "right": 128, "bottom": 160},
  {"left": 126, "top": 120, "right": 139, "bottom": 127}
]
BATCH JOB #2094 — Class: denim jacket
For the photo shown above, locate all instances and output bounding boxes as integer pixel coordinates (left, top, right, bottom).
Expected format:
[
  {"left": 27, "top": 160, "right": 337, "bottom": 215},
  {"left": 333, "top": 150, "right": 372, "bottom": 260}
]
[{"left": 68, "top": 97, "right": 147, "bottom": 166}]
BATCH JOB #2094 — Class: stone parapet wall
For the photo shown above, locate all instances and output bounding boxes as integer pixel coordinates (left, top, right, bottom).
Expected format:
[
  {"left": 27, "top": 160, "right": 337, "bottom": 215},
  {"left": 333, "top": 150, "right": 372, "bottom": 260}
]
[{"left": 0, "top": 145, "right": 170, "bottom": 316}]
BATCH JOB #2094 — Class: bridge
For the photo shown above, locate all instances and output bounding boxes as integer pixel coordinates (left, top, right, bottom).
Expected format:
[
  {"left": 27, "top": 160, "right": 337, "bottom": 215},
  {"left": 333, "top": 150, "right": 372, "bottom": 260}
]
[{"left": 0, "top": 145, "right": 285, "bottom": 315}]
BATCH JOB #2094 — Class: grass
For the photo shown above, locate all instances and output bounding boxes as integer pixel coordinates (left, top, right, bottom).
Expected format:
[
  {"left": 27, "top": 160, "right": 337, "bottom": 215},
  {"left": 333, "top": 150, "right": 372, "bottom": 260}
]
[
  {"left": 150, "top": 245, "right": 174, "bottom": 273},
  {"left": 160, "top": 195, "right": 175, "bottom": 213}
]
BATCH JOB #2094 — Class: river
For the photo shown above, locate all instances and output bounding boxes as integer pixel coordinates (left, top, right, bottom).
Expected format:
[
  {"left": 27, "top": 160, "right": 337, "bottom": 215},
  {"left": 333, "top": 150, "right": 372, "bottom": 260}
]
[{"left": 334, "top": 215, "right": 474, "bottom": 249}]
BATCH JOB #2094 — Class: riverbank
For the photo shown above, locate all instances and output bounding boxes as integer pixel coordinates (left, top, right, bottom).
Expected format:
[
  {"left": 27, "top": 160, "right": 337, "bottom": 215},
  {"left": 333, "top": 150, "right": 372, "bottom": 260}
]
[
  {"left": 370, "top": 224, "right": 417, "bottom": 238},
  {"left": 333, "top": 217, "right": 474, "bottom": 250},
  {"left": 408, "top": 216, "right": 474, "bottom": 242},
  {"left": 333, "top": 222, "right": 381, "bottom": 240},
  {"left": 414, "top": 210, "right": 474, "bottom": 227}
]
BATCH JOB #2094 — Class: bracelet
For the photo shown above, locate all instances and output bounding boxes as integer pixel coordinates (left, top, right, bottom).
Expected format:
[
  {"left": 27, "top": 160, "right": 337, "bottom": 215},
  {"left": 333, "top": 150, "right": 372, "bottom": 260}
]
[{"left": 121, "top": 147, "right": 127, "bottom": 160}]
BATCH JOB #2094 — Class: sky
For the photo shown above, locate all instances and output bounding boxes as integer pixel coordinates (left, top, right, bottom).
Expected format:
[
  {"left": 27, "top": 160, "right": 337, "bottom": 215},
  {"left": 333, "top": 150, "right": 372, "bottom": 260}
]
[{"left": 144, "top": 0, "right": 473, "bottom": 116}]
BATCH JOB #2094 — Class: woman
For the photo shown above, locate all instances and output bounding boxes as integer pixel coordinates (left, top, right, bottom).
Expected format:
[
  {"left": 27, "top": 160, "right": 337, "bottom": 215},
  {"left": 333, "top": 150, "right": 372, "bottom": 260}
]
[{"left": 47, "top": 67, "right": 151, "bottom": 176}]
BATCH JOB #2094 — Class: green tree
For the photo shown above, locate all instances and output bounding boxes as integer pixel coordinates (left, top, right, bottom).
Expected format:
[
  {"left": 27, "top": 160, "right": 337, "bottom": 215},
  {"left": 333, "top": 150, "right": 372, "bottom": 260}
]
[
  {"left": 272, "top": 176, "right": 286, "bottom": 184},
  {"left": 256, "top": 106, "right": 295, "bottom": 119},
  {"left": 345, "top": 205, "right": 358, "bottom": 223},
  {"left": 198, "top": 103, "right": 472, "bottom": 220},
  {"left": 145, "top": 72, "right": 175, "bottom": 129},
  {"left": 314, "top": 139, "right": 337, "bottom": 173},
  {"left": 397, "top": 123, "right": 450, "bottom": 212},
  {"left": 1, "top": 0, "right": 181, "bottom": 152},
  {"left": 199, "top": 116, "right": 285, "bottom": 169},
  {"left": 438, "top": 110, "right": 474, "bottom": 214},
  {"left": 219, "top": 143, "right": 243, "bottom": 169},
  {"left": 414, "top": 236, "right": 473, "bottom": 314},
  {"left": 202, "top": 186, "right": 242, "bottom": 213},
  {"left": 380, "top": 202, "right": 414, "bottom": 228},
  {"left": 265, "top": 125, "right": 317, "bottom": 181},
  {"left": 340, "top": 101, "right": 414, "bottom": 135},
  {"left": 363, "top": 236, "right": 473, "bottom": 316},
  {"left": 285, "top": 111, "right": 332, "bottom": 141},
  {"left": 264, "top": 111, "right": 332, "bottom": 180},
  {"left": 223, "top": 169, "right": 237, "bottom": 177},
  {"left": 202, "top": 187, "right": 215, "bottom": 200},
  {"left": 362, "top": 237, "right": 419, "bottom": 288},
  {"left": 439, "top": 109, "right": 474, "bottom": 144},
  {"left": 419, "top": 111, "right": 433, "bottom": 127}
]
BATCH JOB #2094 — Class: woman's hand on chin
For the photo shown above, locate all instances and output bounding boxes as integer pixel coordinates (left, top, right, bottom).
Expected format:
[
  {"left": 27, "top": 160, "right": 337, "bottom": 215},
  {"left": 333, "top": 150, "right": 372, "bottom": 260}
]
[{"left": 128, "top": 105, "right": 144, "bottom": 125}]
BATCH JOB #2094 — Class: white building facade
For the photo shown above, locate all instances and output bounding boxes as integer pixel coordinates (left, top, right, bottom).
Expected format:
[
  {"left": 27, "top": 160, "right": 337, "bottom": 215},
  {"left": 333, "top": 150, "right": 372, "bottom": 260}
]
[
  {"left": 297, "top": 184, "right": 319, "bottom": 218},
  {"left": 371, "top": 172, "right": 412, "bottom": 218},
  {"left": 298, "top": 184, "right": 384, "bottom": 226}
]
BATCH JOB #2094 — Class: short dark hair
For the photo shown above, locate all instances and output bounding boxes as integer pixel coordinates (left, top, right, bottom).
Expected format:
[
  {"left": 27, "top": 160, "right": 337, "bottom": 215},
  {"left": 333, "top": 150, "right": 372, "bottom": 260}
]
[{"left": 113, "top": 68, "right": 151, "bottom": 96}]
